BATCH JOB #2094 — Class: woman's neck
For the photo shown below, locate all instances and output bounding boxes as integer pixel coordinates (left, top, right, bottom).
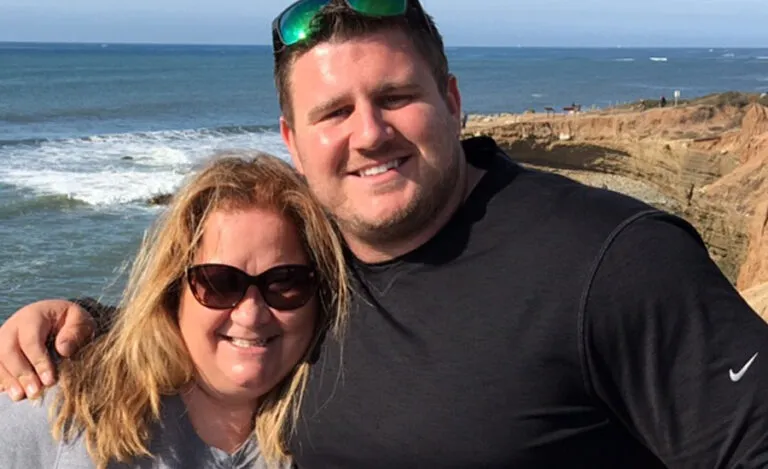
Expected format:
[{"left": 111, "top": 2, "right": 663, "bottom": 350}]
[{"left": 180, "top": 384, "right": 258, "bottom": 453}]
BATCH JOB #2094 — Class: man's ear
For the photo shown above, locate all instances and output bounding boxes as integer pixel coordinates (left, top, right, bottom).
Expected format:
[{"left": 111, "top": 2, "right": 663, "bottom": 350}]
[
  {"left": 280, "top": 116, "right": 304, "bottom": 174},
  {"left": 445, "top": 74, "right": 462, "bottom": 125}
]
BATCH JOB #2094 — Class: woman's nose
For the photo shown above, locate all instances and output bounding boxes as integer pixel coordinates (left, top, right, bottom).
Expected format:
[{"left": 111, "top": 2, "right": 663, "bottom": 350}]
[{"left": 230, "top": 285, "right": 273, "bottom": 326}]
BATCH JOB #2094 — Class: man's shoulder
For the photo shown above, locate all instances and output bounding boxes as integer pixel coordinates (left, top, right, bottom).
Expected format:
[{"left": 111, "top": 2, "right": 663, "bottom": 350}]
[
  {"left": 516, "top": 167, "right": 657, "bottom": 222},
  {"left": 457, "top": 136, "right": 699, "bottom": 279},
  {"left": 470, "top": 139, "right": 659, "bottom": 235}
]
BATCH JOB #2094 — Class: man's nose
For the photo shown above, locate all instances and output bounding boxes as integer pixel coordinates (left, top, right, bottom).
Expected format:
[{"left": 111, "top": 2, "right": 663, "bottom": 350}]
[{"left": 350, "top": 104, "right": 394, "bottom": 151}]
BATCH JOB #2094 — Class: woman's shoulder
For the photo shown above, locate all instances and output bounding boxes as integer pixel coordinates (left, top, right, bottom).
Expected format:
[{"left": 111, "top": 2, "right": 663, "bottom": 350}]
[
  {"left": 0, "top": 387, "right": 71, "bottom": 467},
  {"left": 1, "top": 386, "right": 96, "bottom": 468},
  {"left": 0, "top": 387, "right": 57, "bottom": 437}
]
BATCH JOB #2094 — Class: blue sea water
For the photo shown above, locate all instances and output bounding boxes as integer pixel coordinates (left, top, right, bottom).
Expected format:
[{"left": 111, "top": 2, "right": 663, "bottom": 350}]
[{"left": 1, "top": 42, "right": 767, "bottom": 320}]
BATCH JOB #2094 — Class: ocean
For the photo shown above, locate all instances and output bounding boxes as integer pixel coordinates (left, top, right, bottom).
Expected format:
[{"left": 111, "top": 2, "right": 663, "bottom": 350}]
[{"left": 2, "top": 43, "right": 768, "bottom": 321}]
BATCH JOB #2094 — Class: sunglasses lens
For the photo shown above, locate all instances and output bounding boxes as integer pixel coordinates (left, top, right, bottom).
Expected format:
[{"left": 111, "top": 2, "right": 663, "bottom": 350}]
[
  {"left": 260, "top": 265, "right": 318, "bottom": 310},
  {"left": 279, "top": 0, "right": 408, "bottom": 47},
  {"left": 347, "top": 0, "right": 408, "bottom": 16},
  {"left": 188, "top": 265, "right": 248, "bottom": 309},
  {"left": 188, "top": 264, "right": 317, "bottom": 311},
  {"left": 279, "top": 0, "right": 330, "bottom": 47}
]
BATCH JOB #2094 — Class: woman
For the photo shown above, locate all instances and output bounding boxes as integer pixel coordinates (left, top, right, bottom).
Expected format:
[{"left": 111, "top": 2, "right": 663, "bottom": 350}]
[{"left": 0, "top": 151, "right": 349, "bottom": 468}]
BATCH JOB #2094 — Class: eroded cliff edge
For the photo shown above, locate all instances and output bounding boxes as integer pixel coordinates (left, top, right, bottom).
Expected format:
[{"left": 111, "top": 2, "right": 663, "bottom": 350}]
[{"left": 462, "top": 93, "right": 768, "bottom": 314}]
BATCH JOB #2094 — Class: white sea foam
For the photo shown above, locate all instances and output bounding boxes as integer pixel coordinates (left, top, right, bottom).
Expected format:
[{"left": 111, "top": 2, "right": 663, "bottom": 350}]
[
  {"left": 3, "top": 168, "right": 183, "bottom": 206},
  {"left": 0, "top": 127, "right": 289, "bottom": 207},
  {"left": 614, "top": 58, "right": 635, "bottom": 62},
  {"left": 649, "top": 57, "right": 668, "bottom": 62}
]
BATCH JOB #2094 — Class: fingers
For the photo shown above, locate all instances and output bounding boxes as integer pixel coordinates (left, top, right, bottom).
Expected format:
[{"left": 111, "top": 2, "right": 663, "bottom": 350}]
[
  {"left": 0, "top": 339, "right": 41, "bottom": 401},
  {"left": 0, "top": 298, "right": 78, "bottom": 400},
  {"left": 0, "top": 363, "right": 22, "bottom": 399},
  {"left": 54, "top": 303, "right": 95, "bottom": 358},
  {"left": 0, "top": 363, "right": 25, "bottom": 401},
  {"left": 17, "top": 320, "right": 57, "bottom": 388}
]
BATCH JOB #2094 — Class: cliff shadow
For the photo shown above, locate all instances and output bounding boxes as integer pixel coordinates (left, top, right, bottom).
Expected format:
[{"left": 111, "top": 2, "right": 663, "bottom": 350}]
[{"left": 499, "top": 140, "right": 631, "bottom": 172}]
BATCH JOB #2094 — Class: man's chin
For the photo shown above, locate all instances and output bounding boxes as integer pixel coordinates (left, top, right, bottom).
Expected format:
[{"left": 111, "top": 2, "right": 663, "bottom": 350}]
[{"left": 340, "top": 201, "right": 424, "bottom": 243}]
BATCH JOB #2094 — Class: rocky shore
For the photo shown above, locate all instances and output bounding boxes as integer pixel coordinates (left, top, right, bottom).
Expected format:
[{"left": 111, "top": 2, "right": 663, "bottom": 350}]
[{"left": 462, "top": 92, "right": 768, "bottom": 319}]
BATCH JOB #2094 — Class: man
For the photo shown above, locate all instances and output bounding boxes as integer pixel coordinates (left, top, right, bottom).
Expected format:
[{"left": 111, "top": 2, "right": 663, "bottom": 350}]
[{"left": 2, "top": 0, "right": 768, "bottom": 467}]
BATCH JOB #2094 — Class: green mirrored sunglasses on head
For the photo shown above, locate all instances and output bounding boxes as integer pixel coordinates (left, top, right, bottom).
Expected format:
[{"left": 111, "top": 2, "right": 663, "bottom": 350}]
[{"left": 272, "top": 0, "right": 409, "bottom": 50}]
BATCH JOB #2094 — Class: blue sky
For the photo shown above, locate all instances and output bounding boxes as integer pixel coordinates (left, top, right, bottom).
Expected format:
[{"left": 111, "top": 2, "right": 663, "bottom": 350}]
[{"left": 1, "top": 0, "right": 766, "bottom": 47}]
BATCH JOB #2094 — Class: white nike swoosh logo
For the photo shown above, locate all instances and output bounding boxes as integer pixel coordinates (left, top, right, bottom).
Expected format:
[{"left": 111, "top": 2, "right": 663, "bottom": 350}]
[{"left": 730, "top": 352, "right": 759, "bottom": 382}]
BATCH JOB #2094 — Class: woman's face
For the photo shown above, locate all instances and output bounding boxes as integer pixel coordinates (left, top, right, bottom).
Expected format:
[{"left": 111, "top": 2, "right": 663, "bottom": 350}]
[{"left": 177, "top": 206, "right": 318, "bottom": 404}]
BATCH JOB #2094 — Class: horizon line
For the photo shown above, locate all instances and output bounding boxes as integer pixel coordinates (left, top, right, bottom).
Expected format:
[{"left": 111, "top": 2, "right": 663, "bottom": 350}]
[{"left": 1, "top": 40, "right": 766, "bottom": 49}]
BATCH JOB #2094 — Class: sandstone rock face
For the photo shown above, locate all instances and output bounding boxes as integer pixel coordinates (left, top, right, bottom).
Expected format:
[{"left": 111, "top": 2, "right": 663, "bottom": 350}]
[
  {"left": 464, "top": 99, "right": 768, "bottom": 286},
  {"left": 737, "top": 104, "right": 768, "bottom": 164},
  {"left": 738, "top": 202, "right": 768, "bottom": 291},
  {"left": 742, "top": 281, "right": 768, "bottom": 321}
]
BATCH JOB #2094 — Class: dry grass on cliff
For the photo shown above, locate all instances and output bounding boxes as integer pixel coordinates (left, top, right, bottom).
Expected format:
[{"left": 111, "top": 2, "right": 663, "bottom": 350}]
[
  {"left": 690, "top": 92, "right": 768, "bottom": 109},
  {"left": 617, "top": 91, "right": 768, "bottom": 112},
  {"left": 465, "top": 95, "right": 753, "bottom": 143}
]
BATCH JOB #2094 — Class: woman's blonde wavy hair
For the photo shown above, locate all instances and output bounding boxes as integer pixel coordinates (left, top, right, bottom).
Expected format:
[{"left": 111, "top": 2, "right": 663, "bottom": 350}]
[{"left": 50, "top": 151, "right": 349, "bottom": 468}]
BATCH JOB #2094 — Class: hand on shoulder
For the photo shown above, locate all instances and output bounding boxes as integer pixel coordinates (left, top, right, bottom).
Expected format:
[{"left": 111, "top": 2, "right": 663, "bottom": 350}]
[{"left": 0, "top": 299, "right": 94, "bottom": 401}]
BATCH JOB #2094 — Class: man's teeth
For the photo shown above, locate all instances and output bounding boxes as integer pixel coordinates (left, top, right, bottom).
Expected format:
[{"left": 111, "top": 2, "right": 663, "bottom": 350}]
[
  {"left": 228, "top": 337, "right": 270, "bottom": 348},
  {"left": 358, "top": 159, "right": 403, "bottom": 177}
]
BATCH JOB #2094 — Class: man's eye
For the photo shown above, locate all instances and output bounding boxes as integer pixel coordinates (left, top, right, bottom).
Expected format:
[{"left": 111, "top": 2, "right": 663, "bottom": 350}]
[
  {"left": 381, "top": 95, "right": 411, "bottom": 108},
  {"left": 324, "top": 107, "right": 352, "bottom": 121}
]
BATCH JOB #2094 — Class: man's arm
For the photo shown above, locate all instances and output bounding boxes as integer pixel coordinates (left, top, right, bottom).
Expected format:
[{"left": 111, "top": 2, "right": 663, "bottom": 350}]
[
  {"left": 0, "top": 298, "right": 116, "bottom": 401},
  {"left": 582, "top": 213, "right": 768, "bottom": 468}
]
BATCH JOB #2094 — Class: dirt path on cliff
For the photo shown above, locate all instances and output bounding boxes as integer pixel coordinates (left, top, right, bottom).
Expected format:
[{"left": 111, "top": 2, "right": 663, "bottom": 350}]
[{"left": 524, "top": 164, "right": 682, "bottom": 214}]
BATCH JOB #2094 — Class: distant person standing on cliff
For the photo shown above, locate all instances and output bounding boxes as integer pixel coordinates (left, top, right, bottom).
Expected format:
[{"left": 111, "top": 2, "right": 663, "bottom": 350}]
[{"left": 3, "top": 0, "right": 768, "bottom": 467}]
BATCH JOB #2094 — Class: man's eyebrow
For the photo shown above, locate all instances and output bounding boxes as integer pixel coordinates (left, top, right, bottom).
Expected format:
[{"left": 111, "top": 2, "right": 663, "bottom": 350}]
[{"left": 374, "top": 82, "right": 422, "bottom": 95}]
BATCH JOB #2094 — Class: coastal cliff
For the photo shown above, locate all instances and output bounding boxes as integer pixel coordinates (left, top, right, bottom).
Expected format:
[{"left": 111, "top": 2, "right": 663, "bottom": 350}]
[{"left": 462, "top": 93, "right": 768, "bottom": 316}]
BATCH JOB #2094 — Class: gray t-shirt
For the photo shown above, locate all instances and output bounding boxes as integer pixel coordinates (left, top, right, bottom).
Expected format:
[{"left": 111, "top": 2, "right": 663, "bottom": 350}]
[{"left": 0, "top": 387, "right": 276, "bottom": 468}]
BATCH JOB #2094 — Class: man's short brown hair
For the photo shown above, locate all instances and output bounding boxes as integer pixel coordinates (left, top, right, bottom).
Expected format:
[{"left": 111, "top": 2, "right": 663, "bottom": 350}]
[{"left": 273, "top": 0, "right": 449, "bottom": 126}]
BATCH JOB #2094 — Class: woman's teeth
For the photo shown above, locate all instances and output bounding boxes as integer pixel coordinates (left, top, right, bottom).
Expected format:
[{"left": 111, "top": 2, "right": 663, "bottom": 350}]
[{"left": 228, "top": 337, "right": 271, "bottom": 348}]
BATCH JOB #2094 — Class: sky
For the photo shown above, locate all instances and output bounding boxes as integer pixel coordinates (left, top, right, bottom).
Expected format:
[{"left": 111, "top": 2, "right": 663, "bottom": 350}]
[{"left": 0, "top": 0, "right": 766, "bottom": 47}]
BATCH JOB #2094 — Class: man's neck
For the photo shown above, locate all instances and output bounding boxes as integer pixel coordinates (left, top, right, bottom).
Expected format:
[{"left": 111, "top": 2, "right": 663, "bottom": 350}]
[
  {"left": 181, "top": 385, "right": 256, "bottom": 453},
  {"left": 345, "top": 163, "right": 486, "bottom": 263}
]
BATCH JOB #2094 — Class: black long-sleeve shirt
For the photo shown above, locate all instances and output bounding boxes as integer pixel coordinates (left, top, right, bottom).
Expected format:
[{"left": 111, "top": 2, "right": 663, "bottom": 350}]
[{"left": 289, "top": 137, "right": 768, "bottom": 468}]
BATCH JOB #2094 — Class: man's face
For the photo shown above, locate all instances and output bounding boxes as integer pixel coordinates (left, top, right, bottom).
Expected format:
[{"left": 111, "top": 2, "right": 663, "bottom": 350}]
[{"left": 280, "top": 28, "right": 463, "bottom": 247}]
